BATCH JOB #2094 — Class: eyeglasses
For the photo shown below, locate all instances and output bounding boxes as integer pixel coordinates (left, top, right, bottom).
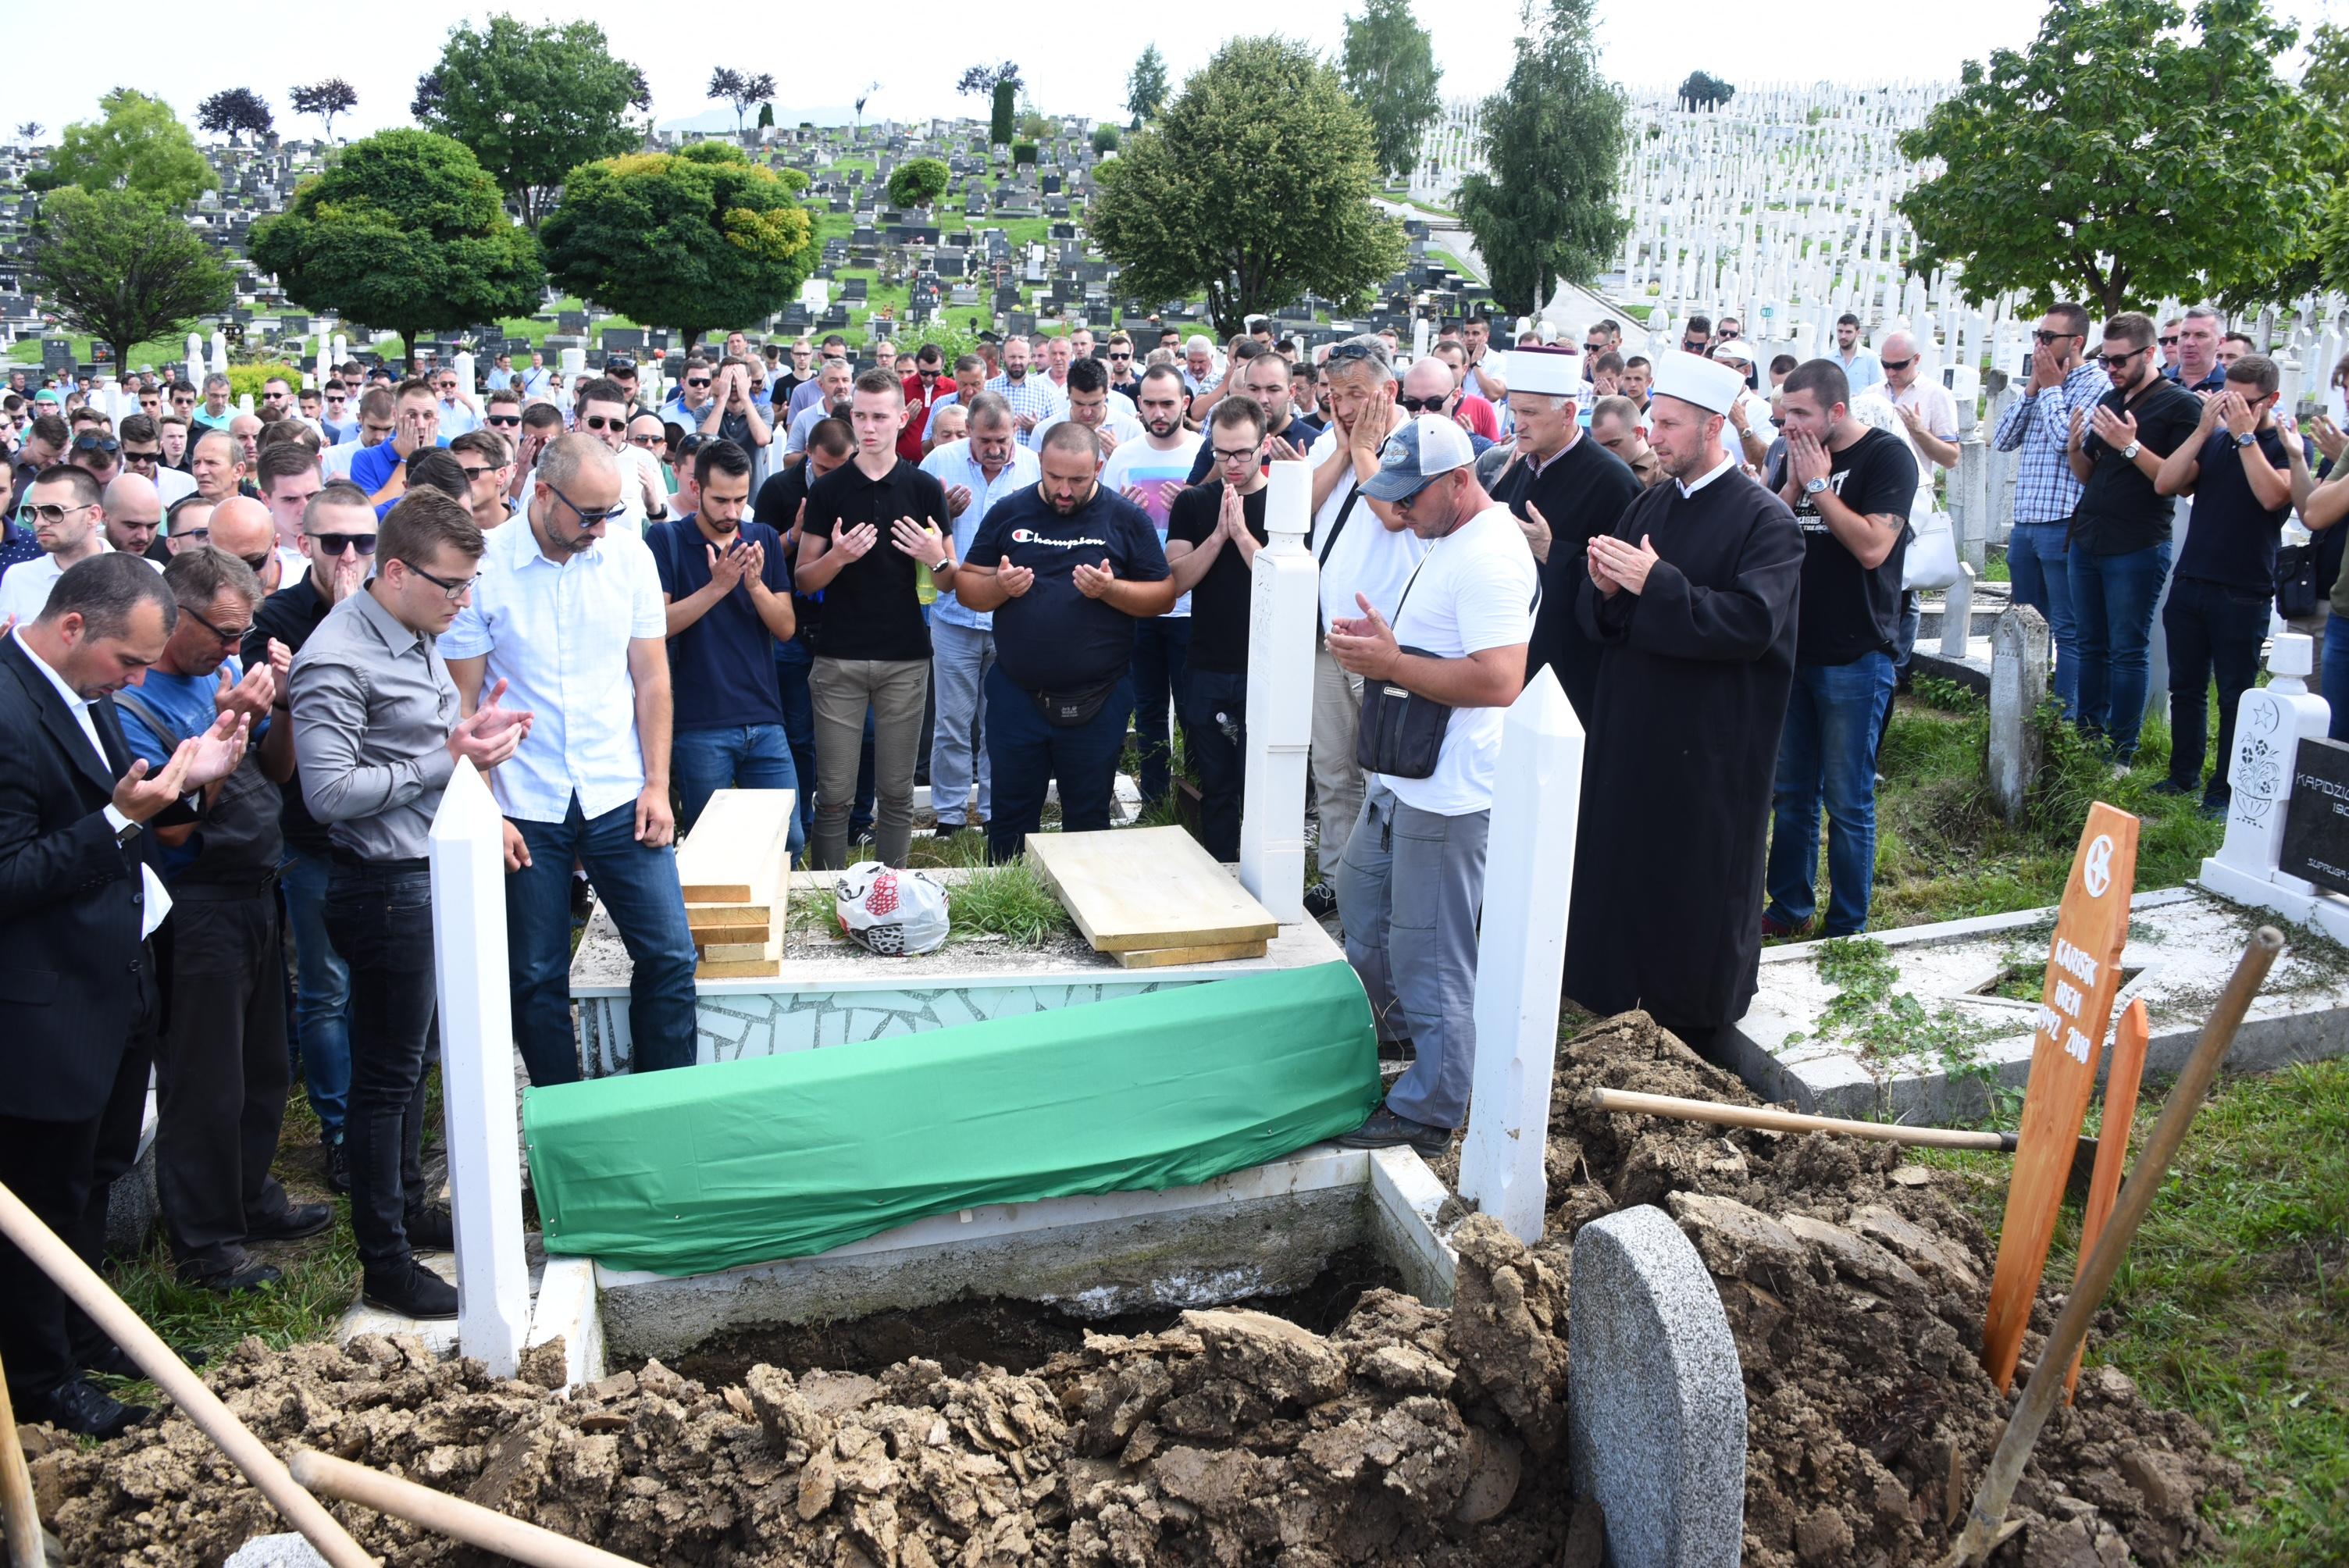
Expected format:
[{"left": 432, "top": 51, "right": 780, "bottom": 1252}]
[
  {"left": 173, "top": 527, "right": 210, "bottom": 546},
  {"left": 543, "top": 480, "right": 626, "bottom": 527},
  {"left": 2032, "top": 330, "right": 2081, "bottom": 346},
  {"left": 1396, "top": 394, "right": 1450, "bottom": 413},
  {"left": 19, "top": 501, "right": 95, "bottom": 525},
  {"left": 122, "top": 448, "right": 162, "bottom": 466},
  {"left": 580, "top": 415, "right": 628, "bottom": 433},
  {"left": 1211, "top": 446, "right": 1261, "bottom": 465},
  {"left": 1879, "top": 356, "right": 1916, "bottom": 372},
  {"left": 180, "top": 604, "right": 254, "bottom": 647},
  {"left": 401, "top": 561, "right": 476, "bottom": 601}
]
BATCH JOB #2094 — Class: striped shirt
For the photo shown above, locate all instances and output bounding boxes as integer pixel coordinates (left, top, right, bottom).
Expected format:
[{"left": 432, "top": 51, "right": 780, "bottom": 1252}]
[{"left": 1992, "top": 362, "right": 2108, "bottom": 525}]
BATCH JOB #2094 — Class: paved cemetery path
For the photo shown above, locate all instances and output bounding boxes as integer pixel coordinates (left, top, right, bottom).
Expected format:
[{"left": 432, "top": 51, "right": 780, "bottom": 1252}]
[{"left": 1377, "top": 198, "right": 1488, "bottom": 285}]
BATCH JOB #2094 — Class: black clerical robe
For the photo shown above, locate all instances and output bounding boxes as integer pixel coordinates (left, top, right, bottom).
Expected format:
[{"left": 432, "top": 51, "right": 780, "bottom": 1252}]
[
  {"left": 1494, "top": 433, "right": 1641, "bottom": 722},
  {"left": 1563, "top": 467, "right": 1804, "bottom": 1038}
]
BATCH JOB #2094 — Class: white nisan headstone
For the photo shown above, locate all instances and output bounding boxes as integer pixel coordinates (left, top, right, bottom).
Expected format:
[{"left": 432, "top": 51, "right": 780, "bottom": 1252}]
[
  {"left": 1237, "top": 460, "right": 1317, "bottom": 921},
  {"left": 2200, "top": 632, "right": 2329, "bottom": 921}
]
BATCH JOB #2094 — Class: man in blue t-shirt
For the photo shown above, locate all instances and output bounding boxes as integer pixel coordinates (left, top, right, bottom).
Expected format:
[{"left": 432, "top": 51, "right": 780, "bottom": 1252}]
[
  {"left": 2153, "top": 353, "right": 2297, "bottom": 814},
  {"left": 348, "top": 380, "right": 448, "bottom": 518},
  {"left": 922, "top": 422, "right": 1174, "bottom": 863},
  {"left": 115, "top": 548, "right": 325, "bottom": 1294},
  {"left": 645, "top": 438, "right": 802, "bottom": 854}
]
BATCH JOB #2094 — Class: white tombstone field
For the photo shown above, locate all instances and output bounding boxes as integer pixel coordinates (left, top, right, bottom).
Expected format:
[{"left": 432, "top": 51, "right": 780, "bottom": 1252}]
[
  {"left": 426, "top": 760, "right": 530, "bottom": 1377},
  {"left": 2198, "top": 631, "right": 2331, "bottom": 923},
  {"left": 1456, "top": 670, "right": 1583, "bottom": 1244},
  {"left": 1236, "top": 460, "right": 1317, "bottom": 922}
]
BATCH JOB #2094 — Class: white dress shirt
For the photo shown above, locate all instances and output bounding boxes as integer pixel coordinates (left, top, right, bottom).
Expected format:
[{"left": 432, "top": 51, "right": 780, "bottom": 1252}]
[
  {"left": 918, "top": 439, "right": 1043, "bottom": 633},
  {"left": 13, "top": 627, "right": 171, "bottom": 932},
  {"left": 0, "top": 543, "right": 120, "bottom": 625},
  {"left": 439, "top": 516, "right": 668, "bottom": 823}
]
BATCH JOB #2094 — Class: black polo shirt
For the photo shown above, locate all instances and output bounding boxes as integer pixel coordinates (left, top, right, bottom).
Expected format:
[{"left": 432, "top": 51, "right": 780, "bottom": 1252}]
[
  {"left": 2075, "top": 377, "right": 2204, "bottom": 556},
  {"left": 801, "top": 456, "right": 949, "bottom": 661},
  {"left": 965, "top": 484, "right": 1170, "bottom": 691}
]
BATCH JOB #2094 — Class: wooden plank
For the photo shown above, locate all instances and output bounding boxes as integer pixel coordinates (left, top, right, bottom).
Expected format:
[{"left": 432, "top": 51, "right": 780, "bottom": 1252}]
[
  {"left": 689, "top": 914, "right": 775, "bottom": 945},
  {"left": 695, "top": 957, "right": 780, "bottom": 980},
  {"left": 1025, "top": 826, "right": 1278, "bottom": 953},
  {"left": 2065, "top": 996, "right": 2149, "bottom": 1402},
  {"left": 697, "top": 934, "right": 782, "bottom": 964},
  {"left": 1981, "top": 801, "right": 2138, "bottom": 1392},
  {"left": 687, "top": 901, "right": 779, "bottom": 931},
  {"left": 1114, "top": 938, "right": 1270, "bottom": 970},
  {"left": 675, "top": 789, "right": 795, "bottom": 903}
]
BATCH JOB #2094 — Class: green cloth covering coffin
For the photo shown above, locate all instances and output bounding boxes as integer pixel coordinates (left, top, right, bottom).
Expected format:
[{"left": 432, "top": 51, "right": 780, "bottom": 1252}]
[{"left": 524, "top": 960, "right": 1381, "bottom": 1276}]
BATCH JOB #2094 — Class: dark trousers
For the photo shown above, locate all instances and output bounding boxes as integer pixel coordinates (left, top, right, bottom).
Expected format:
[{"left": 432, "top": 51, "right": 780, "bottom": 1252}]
[
  {"left": 2163, "top": 576, "right": 2270, "bottom": 806},
  {"left": 508, "top": 795, "right": 698, "bottom": 1085},
  {"left": 0, "top": 998, "right": 154, "bottom": 1406},
  {"left": 1131, "top": 617, "right": 1192, "bottom": 804},
  {"left": 984, "top": 665, "right": 1135, "bottom": 863},
  {"left": 1181, "top": 668, "right": 1248, "bottom": 862},
  {"left": 326, "top": 857, "right": 438, "bottom": 1271},
  {"left": 155, "top": 889, "right": 294, "bottom": 1280},
  {"left": 775, "top": 639, "right": 819, "bottom": 844}
]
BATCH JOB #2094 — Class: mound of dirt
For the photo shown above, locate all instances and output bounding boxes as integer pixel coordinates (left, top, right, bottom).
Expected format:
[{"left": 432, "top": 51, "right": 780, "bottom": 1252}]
[{"left": 36, "top": 1011, "right": 2235, "bottom": 1568}]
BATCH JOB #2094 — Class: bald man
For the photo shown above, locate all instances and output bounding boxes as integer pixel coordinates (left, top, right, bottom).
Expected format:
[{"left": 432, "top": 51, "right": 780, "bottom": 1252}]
[
  {"left": 101, "top": 475, "right": 167, "bottom": 566},
  {"left": 208, "top": 497, "right": 287, "bottom": 597}
]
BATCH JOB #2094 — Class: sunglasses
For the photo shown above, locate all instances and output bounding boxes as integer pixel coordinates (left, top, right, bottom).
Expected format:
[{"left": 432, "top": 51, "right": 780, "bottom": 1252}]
[
  {"left": 233, "top": 551, "right": 273, "bottom": 575},
  {"left": 2032, "top": 330, "right": 2080, "bottom": 346},
  {"left": 2104, "top": 344, "right": 2150, "bottom": 367},
  {"left": 1109, "top": 351, "right": 1132, "bottom": 362},
  {"left": 2158, "top": 336, "right": 2179, "bottom": 347},
  {"left": 1584, "top": 342, "right": 1606, "bottom": 354},
  {"left": 686, "top": 378, "right": 713, "bottom": 389},
  {"left": 1879, "top": 356, "right": 1916, "bottom": 372},
  {"left": 458, "top": 465, "right": 497, "bottom": 480},
  {"left": 580, "top": 415, "right": 628, "bottom": 433},
  {"left": 628, "top": 432, "right": 665, "bottom": 447},
  {"left": 1396, "top": 394, "right": 1450, "bottom": 413},
  {"left": 123, "top": 447, "right": 162, "bottom": 465},
  {"left": 72, "top": 437, "right": 119, "bottom": 454},
  {"left": 310, "top": 532, "right": 377, "bottom": 556},
  {"left": 486, "top": 414, "right": 522, "bottom": 428},
  {"left": 19, "top": 501, "right": 95, "bottom": 525}
]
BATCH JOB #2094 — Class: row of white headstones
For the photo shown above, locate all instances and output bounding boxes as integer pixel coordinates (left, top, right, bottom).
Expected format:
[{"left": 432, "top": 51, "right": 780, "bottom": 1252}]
[{"left": 422, "top": 462, "right": 1588, "bottom": 1374}]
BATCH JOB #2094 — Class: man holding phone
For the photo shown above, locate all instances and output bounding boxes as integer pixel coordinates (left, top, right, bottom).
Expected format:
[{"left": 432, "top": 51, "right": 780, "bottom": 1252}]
[{"left": 1992, "top": 303, "right": 2105, "bottom": 716}]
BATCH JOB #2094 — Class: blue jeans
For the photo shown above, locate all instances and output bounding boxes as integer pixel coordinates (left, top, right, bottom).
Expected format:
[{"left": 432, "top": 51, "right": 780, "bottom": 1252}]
[
  {"left": 1130, "top": 617, "right": 1192, "bottom": 804},
  {"left": 775, "top": 638, "right": 818, "bottom": 843},
  {"left": 2069, "top": 539, "right": 2173, "bottom": 763},
  {"left": 672, "top": 723, "right": 803, "bottom": 859},
  {"left": 2163, "top": 576, "right": 2272, "bottom": 804},
  {"left": 277, "top": 846, "right": 351, "bottom": 1142},
  {"left": 2007, "top": 520, "right": 2080, "bottom": 715},
  {"left": 984, "top": 665, "right": 1133, "bottom": 863},
  {"left": 507, "top": 795, "right": 698, "bottom": 1085},
  {"left": 929, "top": 620, "right": 994, "bottom": 826},
  {"left": 1766, "top": 653, "right": 1897, "bottom": 937},
  {"left": 2327, "top": 616, "right": 2349, "bottom": 743}
]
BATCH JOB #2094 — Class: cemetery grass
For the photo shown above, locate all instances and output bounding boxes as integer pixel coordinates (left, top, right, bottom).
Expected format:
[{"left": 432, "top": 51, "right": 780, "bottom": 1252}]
[
  {"left": 1858, "top": 680, "right": 2224, "bottom": 931},
  {"left": 1916, "top": 1058, "right": 2349, "bottom": 1563}
]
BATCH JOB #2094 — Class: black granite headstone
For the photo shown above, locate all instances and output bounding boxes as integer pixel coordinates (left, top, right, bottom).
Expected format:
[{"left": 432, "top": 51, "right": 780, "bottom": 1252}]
[{"left": 2280, "top": 736, "right": 2349, "bottom": 895}]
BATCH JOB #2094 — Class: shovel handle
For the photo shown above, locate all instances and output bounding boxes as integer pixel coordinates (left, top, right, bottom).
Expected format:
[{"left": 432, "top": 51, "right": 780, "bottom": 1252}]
[{"left": 1588, "top": 1088, "right": 2016, "bottom": 1150}]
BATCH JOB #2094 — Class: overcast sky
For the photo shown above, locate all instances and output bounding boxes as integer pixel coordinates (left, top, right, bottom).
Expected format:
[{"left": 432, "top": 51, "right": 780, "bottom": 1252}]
[{"left": 13, "top": 0, "right": 2340, "bottom": 141}]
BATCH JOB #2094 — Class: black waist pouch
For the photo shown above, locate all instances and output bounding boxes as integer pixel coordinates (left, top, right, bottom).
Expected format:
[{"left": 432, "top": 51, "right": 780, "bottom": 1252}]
[
  {"left": 1353, "top": 647, "right": 1452, "bottom": 779},
  {"left": 1030, "top": 678, "right": 1120, "bottom": 729}
]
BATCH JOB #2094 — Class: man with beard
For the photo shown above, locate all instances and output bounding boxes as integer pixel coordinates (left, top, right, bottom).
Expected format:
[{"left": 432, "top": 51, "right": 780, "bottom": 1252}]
[
  {"left": 924, "top": 422, "right": 1174, "bottom": 864},
  {"left": 988, "top": 335, "right": 1067, "bottom": 451},
  {"left": 1564, "top": 351, "right": 1805, "bottom": 1067},
  {"left": 1492, "top": 347, "right": 1638, "bottom": 722},
  {"left": 1100, "top": 365, "right": 1203, "bottom": 810},
  {"left": 647, "top": 438, "right": 800, "bottom": 849}
]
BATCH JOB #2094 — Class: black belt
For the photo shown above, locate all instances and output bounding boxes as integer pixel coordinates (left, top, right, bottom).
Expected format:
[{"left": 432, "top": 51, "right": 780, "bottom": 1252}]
[
  {"left": 330, "top": 849, "right": 430, "bottom": 872},
  {"left": 174, "top": 873, "right": 280, "bottom": 900}
]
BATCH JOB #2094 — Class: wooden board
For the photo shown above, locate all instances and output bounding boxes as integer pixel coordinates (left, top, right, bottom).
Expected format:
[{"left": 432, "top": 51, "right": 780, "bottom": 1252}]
[
  {"left": 1981, "top": 800, "right": 2138, "bottom": 1392},
  {"left": 1026, "top": 826, "right": 1278, "bottom": 954},
  {"left": 687, "top": 901, "right": 781, "bottom": 932},
  {"left": 675, "top": 789, "right": 795, "bottom": 903},
  {"left": 2065, "top": 996, "right": 2149, "bottom": 1402},
  {"left": 1114, "top": 938, "right": 1271, "bottom": 970},
  {"left": 695, "top": 957, "right": 780, "bottom": 980},
  {"left": 698, "top": 934, "right": 782, "bottom": 964}
]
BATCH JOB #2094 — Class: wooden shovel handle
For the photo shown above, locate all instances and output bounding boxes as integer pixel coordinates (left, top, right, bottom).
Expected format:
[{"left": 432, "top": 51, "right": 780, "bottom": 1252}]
[
  {"left": 291, "top": 1451, "right": 643, "bottom": 1568},
  {"left": 1589, "top": 1088, "right": 2014, "bottom": 1149}
]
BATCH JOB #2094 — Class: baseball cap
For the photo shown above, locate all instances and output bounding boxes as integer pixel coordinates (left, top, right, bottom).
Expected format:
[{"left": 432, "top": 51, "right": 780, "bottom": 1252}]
[{"left": 1361, "top": 414, "right": 1477, "bottom": 502}]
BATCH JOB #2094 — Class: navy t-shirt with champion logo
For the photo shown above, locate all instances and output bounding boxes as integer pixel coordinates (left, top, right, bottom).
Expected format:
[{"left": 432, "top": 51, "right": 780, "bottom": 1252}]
[{"left": 964, "top": 483, "right": 1171, "bottom": 692}]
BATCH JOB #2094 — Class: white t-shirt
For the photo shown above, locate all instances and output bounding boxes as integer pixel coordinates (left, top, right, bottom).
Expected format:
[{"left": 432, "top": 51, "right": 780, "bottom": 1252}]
[
  {"left": 1373, "top": 504, "right": 1538, "bottom": 818},
  {"left": 1100, "top": 434, "right": 1203, "bottom": 617},
  {"left": 1309, "top": 428, "right": 1427, "bottom": 633},
  {"left": 0, "top": 543, "right": 133, "bottom": 625}
]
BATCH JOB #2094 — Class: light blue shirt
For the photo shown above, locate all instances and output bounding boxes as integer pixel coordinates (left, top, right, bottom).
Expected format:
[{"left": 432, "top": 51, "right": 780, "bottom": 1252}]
[
  {"left": 919, "top": 439, "right": 1041, "bottom": 632},
  {"left": 1837, "top": 347, "right": 1886, "bottom": 396}
]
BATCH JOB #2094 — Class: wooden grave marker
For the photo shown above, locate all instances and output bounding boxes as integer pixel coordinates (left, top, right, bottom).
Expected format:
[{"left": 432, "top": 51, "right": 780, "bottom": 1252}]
[
  {"left": 674, "top": 789, "right": 795, "bottom": 979},
  {"left": 2065, "top": 996, "right": 2149, "bottom": 1402},
  {"left": 1026, "top": 826, "right": 1278, "bottom": 959},
  {"left": 1981, "top": 801, "right": 2138, "bottom": 1392}
]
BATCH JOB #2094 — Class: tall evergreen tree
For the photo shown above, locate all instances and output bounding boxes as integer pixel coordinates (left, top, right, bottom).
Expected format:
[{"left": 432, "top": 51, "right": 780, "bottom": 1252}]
[
  {"left": 1126, "top": 45, "right": 1170, "bottom": 129},
  {"left": 1341, "top": 0, "right": 1442, "bottom": 182}
]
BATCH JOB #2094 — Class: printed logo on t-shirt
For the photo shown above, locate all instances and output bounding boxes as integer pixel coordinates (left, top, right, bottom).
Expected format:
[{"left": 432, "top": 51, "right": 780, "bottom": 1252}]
[{"left": 1008, "top": 529, "right": 1109, "bottom": 548}]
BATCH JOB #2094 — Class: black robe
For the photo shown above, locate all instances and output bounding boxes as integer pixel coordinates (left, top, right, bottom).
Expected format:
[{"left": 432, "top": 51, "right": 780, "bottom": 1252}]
[
  {"left": 1563, "top": 469, "right": 1804, "bottom": 1035},
  {"left": 1493, "top": 433, "right": 1641, "bottom": 724}
]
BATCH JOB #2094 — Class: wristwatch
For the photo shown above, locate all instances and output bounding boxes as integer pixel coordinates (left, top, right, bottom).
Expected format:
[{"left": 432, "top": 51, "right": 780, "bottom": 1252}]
[
  {"left": 115, "top": 818, "right": 143, "bottom": 848},
  {"left": 2119, "top": 441, "right": 2142, "bottom": 461},
  {"left": 1802, "top": 476, "right": 1830, "bottom": 497},
  {"left": 2235, "top": 431, "right": 2258, "bottom": 449}
]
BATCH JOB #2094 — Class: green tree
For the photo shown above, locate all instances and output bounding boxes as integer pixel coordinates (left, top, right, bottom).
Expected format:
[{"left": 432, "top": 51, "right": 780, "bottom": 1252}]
[
  {"left": 541, "top": 141, "right": 816, "bottom": 352},
  {"left": 991, "top": 80, "right": 1018, "bottom": 146},
  {"left": 250, "top": 130, "right": 544, "bottom": 365},
  {"left": 26, "top": 89, "right": 211, "bottom": 208},
  {"left": 1341, "top": 0, "right": 1442, "bottom": 182},
  {"left": 1126, "top": 45, "right": 1170, "bottom": 129},
  {"left": 197, "top": 87, "right": 273, "bottom": 144},
  {"left": 1898, "top": 0, "right": 2326, "bottom": 316},
  {"left": 1091, "top": 36, "right": 1406, "bottom": 336},
  {"left": 289, "top": 80, "right": 358, "bottom": 142},
  {"left": 27, "top": 187, "right": 233, "bottom": 366},
  {"left": 1677, "top": 70, "right": 1734, "bottom": 109},
  {"left": 887, "top": 156, "right": 950, "bottom": 209},
  {"left": 412, "top": 17, "right": 652, "bottom": 227},
  {"left": 757, "top": 102, "right": 775, "bottom": 130},
  {"left": 1092, "top": 123, "right": 1121, "bottom": 155},
  {"left": 1456, "top": 0, "right": 1629, "bottom": 317},
  {"left": 708, "top": 67, "right": 777, "bottom": 137}
]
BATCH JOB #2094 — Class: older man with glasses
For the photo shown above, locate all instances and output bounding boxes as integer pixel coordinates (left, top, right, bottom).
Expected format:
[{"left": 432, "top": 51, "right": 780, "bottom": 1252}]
[{"left": 432, "top": 367, "right": 482, "bottom": 437}]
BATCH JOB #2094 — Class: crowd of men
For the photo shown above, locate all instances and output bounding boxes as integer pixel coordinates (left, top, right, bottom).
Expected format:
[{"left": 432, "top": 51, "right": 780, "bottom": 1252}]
[{"left": 0, "top": 292, "right": 2324, "bottom": 1440}]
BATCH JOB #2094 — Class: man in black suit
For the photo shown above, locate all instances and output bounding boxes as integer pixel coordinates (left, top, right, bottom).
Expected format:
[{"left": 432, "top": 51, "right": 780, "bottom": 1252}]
[{"left": 0, "top": 554, "right": 250, "bottom": 1437}]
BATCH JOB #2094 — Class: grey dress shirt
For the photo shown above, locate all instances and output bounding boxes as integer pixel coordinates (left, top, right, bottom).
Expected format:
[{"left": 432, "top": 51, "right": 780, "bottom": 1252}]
[{"left": 289, "top": 583, "right": 460, "bottom": 861}]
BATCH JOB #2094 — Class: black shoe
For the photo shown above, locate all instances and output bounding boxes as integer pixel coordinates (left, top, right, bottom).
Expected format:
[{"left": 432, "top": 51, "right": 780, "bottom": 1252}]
[
  {"left": 1335, "top": 1107, "right": 1452, "bottom": 1155},
  {"left": 2199, "top": 798, "right": 2229, "bottom": 821},
  {"left": 1303, "top": 882, "right": 1339, "bottom": 920},
  {"left": 186, "top": 1260, "right": 282, "bottom": 1295},
  {"left": 363, "top": 1259, "right": 458, "bottom": 1320},
  {"left": 933, "top": 823, "right": 964, "bottom": 839},
  {"left": 247, "top": 1200, "right": 333, "bottom": 1242},
  {"left": 324, "top": 1138, "right": 351, "bottom": 1196},
  {"left": 404, "top": 1204, "right": 454, "bottom": 1252},
  {"left": 23, "top": 1375, "right": 148, "bottom": 1438},
  {"left": 570, "top": 875, "right": 595, "bottom": 926},
  {"left": 83, "top": 1342, "right": 206, "bottom": 1379},
  {"left": 2149, "top": 778, "right": 2193, "bottom": 797}
]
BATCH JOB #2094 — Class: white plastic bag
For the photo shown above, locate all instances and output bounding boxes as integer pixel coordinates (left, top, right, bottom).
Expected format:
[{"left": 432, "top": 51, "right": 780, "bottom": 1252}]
[
  {"left": 1903, "top": 510, "right": 1962, "bottom": 592},
  {"left": 832, "top": 862, "right": 950, "bottom": 956}
]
